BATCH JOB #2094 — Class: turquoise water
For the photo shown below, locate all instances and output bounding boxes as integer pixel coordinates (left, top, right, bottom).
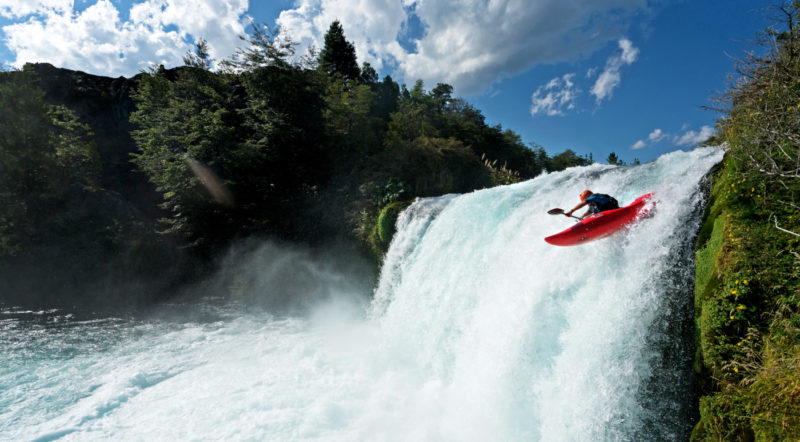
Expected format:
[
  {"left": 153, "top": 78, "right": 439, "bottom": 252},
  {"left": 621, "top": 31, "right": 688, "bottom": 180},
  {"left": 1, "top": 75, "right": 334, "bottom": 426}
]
[{"left": 1, "top": 147, "right": 723, "bottom": 441}]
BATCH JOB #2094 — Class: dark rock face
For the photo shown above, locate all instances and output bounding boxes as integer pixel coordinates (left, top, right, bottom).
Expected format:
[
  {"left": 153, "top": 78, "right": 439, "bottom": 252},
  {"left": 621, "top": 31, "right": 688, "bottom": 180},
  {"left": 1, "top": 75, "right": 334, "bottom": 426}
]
[{"left": 27, "top": 63, "right": 161, "bottom": 220}]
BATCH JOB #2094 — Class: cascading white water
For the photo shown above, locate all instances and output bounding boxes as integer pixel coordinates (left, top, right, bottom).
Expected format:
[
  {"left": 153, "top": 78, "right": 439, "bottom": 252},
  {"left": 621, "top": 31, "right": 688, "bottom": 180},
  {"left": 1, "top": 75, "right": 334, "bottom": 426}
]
[{"left": 0, "top": 147, "right": 723, "bottom": 441}]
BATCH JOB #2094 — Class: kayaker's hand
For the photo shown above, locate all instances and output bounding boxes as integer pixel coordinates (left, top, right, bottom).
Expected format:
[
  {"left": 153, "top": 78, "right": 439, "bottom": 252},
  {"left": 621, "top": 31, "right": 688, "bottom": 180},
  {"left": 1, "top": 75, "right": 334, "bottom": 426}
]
[{"left": 565, "top": 210, "right": 573, "bottom": 217}]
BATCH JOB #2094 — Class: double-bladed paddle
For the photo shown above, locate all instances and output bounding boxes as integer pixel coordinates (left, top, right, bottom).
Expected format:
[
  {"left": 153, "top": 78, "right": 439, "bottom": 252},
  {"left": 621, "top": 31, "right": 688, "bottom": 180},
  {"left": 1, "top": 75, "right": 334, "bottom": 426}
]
[{"left": 547, "top": 208, "right": 581, "bottom": 220}]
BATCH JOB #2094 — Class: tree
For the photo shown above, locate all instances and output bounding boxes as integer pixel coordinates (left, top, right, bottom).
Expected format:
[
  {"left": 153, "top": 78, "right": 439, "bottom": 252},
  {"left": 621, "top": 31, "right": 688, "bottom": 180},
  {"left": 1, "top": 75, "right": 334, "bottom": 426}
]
[
  {"left": 183, "top": 38, "right": 212, "bottom": 70},
  {"left": 607, "top": 151, "right": 622, "bottom": 165},
  {"left": 0, "top": 66, "right": 99, "bottom": 256},
  {"left": 131, "top": 46, "right": 243, "bottom": 252},
  {"left": 360, "top": 62, "right": 378, "bottom": 84},
  {"left": 550, "top": 149, "right": 588, "bottom": 170},
  {"left": 370, "top": 75, "right": 399, "bottom": 122},
  {"left": 220, "top": 23, "right": 295, "bottom": 72},
  {"left": 318, "top": 21, "right": 360, "bottom": 82}
]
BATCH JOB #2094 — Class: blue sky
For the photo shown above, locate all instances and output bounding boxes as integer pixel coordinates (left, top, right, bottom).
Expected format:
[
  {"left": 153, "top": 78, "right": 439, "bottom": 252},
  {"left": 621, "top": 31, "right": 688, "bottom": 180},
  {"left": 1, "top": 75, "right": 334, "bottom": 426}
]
[{"left": 0, "top": 0, "right": 776, "bottom": 163}]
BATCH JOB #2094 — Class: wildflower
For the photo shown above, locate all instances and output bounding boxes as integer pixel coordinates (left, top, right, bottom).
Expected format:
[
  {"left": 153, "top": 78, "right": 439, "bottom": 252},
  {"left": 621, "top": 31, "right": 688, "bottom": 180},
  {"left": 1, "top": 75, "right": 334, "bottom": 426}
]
[
  {"left": 743, "top": 280, "right": 748, "bottom": 285},
  {"left": 735, "top": 280, "right": 739, "bottom": 284},
  {"left": 734, "top": 367, "right": 739, "bottom": 373},
  {"left": 731, "top": 289, "right": 738, "bottom": 294},
  {"left": 730, "top": 315, "right": 735, "bottom": 319},
  {"left": 736, "top": 305, "right": 745, "bottom": 310}
]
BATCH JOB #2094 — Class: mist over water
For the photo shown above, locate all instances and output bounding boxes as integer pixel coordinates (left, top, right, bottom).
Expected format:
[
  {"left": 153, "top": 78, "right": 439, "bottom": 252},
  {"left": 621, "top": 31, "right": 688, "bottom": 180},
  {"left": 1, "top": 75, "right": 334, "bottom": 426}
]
[{"left": 1, "top": 147, "right": 723, "bottom": 441}]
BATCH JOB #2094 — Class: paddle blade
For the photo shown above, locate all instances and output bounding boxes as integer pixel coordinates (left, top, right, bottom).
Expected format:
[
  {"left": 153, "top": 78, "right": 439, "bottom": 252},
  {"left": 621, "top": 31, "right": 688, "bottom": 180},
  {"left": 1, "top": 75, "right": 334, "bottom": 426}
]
[{"left": 547, "top": 208, "right": 565, "bottom": 215}]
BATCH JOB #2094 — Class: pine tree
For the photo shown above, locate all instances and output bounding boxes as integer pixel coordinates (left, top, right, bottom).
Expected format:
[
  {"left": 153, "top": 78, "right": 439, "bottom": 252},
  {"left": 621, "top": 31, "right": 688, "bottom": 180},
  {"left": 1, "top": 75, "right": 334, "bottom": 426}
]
[{"left": 318, "top": 21, "right": 360, "bottom": 82}]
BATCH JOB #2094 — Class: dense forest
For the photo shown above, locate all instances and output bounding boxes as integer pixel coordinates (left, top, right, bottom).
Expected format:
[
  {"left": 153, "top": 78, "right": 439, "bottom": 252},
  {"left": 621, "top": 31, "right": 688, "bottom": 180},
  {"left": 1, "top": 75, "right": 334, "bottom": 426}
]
[{"left": 0, "top": 21, "right": 598, "bottom": 307}]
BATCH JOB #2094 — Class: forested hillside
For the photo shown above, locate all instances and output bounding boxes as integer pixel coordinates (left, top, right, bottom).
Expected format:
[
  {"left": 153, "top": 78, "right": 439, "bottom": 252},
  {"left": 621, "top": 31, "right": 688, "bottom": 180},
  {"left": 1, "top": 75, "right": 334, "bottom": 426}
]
[
  {"left": 692, "top": 3, "right": 800, "bottom": 439},
  {"left": 0, "top": 22, "right": 593, "bottom": 307}
]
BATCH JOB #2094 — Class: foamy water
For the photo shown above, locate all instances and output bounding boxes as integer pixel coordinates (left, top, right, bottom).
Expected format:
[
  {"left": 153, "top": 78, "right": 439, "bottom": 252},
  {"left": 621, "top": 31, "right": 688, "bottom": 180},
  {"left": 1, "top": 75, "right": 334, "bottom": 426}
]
[{"left": 0, "top": 147, "right": 723, "bottom": 441}]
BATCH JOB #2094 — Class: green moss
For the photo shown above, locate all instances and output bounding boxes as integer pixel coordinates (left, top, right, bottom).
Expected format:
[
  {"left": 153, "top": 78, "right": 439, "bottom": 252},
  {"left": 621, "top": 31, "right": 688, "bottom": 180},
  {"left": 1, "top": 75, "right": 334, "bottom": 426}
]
[
  {"left": 375, "top": 201, "right": 406, "bottom": 244},
  {"left": 693, "top": 153, "right": 800, "bottom": 440},
  {"left": 359, "top": 200, "right": 412, "bottom": 264},
  {"left": 695, "top": 215, "right": 725, "bottom": 303}
]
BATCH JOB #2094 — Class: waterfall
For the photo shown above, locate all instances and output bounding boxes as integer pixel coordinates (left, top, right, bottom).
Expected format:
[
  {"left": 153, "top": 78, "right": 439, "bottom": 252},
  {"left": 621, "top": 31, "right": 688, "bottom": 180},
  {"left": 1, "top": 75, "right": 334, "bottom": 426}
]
[{"left": 0, "top": 147, "right": 723, "bottom": 441}]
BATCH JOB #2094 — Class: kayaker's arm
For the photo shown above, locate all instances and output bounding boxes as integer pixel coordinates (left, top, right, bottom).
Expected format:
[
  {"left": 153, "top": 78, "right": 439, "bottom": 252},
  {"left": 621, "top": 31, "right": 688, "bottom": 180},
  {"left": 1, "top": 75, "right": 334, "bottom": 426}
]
[{"left": 565, "top": 201, "right": 588, "bottom": 218}]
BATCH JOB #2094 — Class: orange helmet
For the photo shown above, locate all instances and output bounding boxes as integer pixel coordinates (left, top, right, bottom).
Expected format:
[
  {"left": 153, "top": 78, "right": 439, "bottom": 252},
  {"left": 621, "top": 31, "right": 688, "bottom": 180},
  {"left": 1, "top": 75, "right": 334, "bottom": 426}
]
[{"left": 580, "top": 190, "right": 593, "bottom": 201}]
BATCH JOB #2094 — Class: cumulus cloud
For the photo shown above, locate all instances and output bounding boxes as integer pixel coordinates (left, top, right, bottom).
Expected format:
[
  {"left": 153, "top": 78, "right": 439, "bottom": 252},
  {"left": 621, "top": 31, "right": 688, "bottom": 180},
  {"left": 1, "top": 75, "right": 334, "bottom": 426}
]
[
  {"left": 590, "top": 38, "right": 639, "bottom": 103},
  {"left": 0, "top": 0, "right": 70, "bottom": 18},
  {"left": 648, "top": 128, "right": 666, "bottom": 142},
  {"left": 631, "top": 128, "right": 666, "bottom": 150},
  {"left": 632, "top": 125, "right": 714, "bottom": 150},
  {"left": 530, "top": 73, "right": 579, "bottom": 116},
  {"left": 276, "top": 0, "right": 652, "bottom": 94},
  {"left": 675, "top": 125, "right": 714, "bottom": 146},
  {"left": 1, "top": 0, "right": 249, "bottom": 76}
]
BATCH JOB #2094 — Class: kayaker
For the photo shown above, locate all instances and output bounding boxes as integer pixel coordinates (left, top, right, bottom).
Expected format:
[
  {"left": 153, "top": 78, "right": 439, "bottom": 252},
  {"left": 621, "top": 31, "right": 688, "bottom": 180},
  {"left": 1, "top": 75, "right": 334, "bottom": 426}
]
[{"left": 565, "top": 190, "right": 619, "bottom": 220}]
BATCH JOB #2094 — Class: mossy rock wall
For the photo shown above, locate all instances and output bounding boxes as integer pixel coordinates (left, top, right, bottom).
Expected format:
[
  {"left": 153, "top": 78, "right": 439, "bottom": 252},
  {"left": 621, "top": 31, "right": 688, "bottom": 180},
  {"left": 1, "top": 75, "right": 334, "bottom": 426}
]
[
  {"left": 357, "top": 200, "right": 413, "bottom": 265},
  {"left": 691, "top": 153, "right": 800, "bottom": 441}
]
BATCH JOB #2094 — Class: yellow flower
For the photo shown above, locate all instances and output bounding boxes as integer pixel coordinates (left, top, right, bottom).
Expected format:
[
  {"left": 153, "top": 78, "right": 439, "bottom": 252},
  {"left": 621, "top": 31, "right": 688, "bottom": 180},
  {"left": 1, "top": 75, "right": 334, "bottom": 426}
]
[
  {"left": 731, "top": 289, "right": 738, "bottom": 294},
  {"left": 734, "top": 367, "right": 739, "bottom": 373},
  {"left": 736, "top": 305, "right": 745, "bottom": 310},
  {"left": 743, "top": 280, "right": 748, "bottom": 285},
  {"left": 729, "top": 315, "right": 735, "bottom": 319},
  {"left": 735, "top": 280, "right": 739, "bottom": 284},
  {"left": 737, "top": 342, "right": 742, "bottom": 346}
]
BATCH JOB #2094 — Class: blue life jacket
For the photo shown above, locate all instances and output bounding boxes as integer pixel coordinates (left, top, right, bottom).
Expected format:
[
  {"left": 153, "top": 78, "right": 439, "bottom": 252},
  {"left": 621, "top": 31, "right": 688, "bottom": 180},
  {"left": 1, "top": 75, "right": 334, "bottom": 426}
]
[{"left": 586, "top": 193, "right": 619, "bottom": 213}]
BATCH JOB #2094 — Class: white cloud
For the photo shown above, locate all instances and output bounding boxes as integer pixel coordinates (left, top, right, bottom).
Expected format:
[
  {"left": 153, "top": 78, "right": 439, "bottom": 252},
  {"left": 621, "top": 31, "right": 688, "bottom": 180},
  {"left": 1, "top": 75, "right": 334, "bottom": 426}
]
[
  {"left": 1, "top": 0, "right": 249, "bottom": 76},
  {"left": 276, "top": 0, "right": 652, "bottom": 95},
  {"left": 590, "top": 38, "right": 639, "bottom": 103},
  {"left": 276, "top": 0, "right": 406, "bottom": 73},
  {"left": 648, "top": 128, "right": 666, "bottom": 142},
  {"left": 0, "top": 0, "right": 70, "bottom": 19},
  {"left": 530, "top": 73, "right": 579, "bottom": 116},
  {"left": 675, "top": 125, "right": 714, "bottom": 146},
  {"left": 631, "top": 127, "right": 666, "bottom": 150}
]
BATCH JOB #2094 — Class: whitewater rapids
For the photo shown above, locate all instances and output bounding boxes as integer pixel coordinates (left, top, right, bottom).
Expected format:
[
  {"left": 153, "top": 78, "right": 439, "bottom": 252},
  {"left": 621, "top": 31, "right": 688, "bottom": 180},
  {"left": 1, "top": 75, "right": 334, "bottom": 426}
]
[{"left": 0, "top": 147, "right": 724, "bottom": 441}]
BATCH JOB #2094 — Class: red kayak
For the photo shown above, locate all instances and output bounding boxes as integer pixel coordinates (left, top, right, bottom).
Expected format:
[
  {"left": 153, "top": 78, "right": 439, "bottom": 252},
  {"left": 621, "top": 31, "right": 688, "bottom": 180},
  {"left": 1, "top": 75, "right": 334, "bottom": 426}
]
[{"left": 544, "top": 193, "right": 654, "bottom": 246}]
